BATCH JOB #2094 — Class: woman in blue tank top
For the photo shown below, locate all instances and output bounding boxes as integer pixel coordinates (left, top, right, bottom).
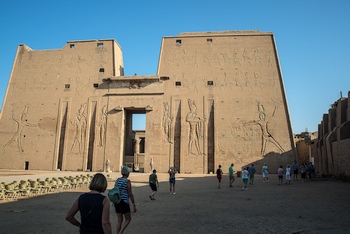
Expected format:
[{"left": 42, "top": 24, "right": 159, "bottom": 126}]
[{"left": 115, "top": 166, "right": 136, "bottom": 234}]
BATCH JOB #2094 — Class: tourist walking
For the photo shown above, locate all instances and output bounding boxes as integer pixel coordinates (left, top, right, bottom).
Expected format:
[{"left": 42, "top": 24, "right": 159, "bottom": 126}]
[
  {"left": 241, "top": 167, "right": 249, "bottom": 190},
  {"left": 248, "top": 164, "right": 256, "bottom": 185},
  {"left": 149, "top": 169, "right": 159, "bottom": 200},
  {"left": 228, "top": 163, "right": 235, "bottom": 187},
  {"left": 115, "top": 166, "right": 137, "bottom": 234},
  {"left": 300, "top": 163, "right": 307, "bottom": 182},
  {"left": 309, "top": 162, "right": 315, "bottom": 179},
  {"left": 292, "top": 161, "right": 299, "bottom": 181},
  {"left": 262, "top": 163, "right": 269, "bottom": 182},
  {"left": 216, "top": 165, "right": 223, "bottom": 189},
  {"left": 66, "top": 173, "right": 112, "bottom": 234},
  {"left": 286, "top": 165, "right": 291, "bottom": 185},
  {"left": 277, "top": 166, "right": 284, "bottom": 185},
  {"left": 168, "top": 167, "right": 177, "bottom": 194}
]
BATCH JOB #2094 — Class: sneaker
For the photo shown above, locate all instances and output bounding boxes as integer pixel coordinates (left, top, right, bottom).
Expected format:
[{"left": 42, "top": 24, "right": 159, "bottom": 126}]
[
  {"left": 245, "top": 188, "right": 248, "bottom": 191},
  {"left": 149, "top": 195, "right": 152, "bottom": 200},
  {"left": 172, "top": 192, "right": 176, "bottom": 195},
  {"left": 170, "top": 192, "right": 173, "bottom": 194},
  {"left": 241, "top": 188, "right": 245, "bottom": 190}
]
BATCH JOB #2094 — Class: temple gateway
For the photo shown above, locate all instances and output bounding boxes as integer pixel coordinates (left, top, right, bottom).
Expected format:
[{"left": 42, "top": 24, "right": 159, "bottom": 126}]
[{"left": 0, "top": 31, "right": 296, "bottom": 174}]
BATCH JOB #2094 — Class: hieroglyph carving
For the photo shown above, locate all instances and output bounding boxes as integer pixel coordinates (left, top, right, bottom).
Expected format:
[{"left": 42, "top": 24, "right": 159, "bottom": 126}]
[
  {"left": 3, "top": 106, "right": 36, "bottom": 152},
  {"left": 70, "top": 103, "right": 87, "bottom": 153},
  {"left": 186, "top": 99, "right": 204, "bottom": 155}
]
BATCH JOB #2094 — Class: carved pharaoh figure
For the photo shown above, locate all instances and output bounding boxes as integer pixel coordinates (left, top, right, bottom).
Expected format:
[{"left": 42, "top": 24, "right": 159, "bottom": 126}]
[
  {"left": 253, "top": 101, "right": 285, "bottom": 155},
  {"left": 70, "top": 103, "right": 87, "bottom": 153},
  {"left": 162, "top": 102, "right": 173, "bottom": 143},
  {"left": 98, "top": 105, "right": 107, "bottom": 147},
  {"left": 186, "top": 99, "right": 203, "bottom": 155}
]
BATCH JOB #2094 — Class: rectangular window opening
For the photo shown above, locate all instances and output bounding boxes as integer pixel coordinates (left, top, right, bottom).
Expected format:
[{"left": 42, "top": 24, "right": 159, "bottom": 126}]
[
  {"left": 207, "top": 81, "right": 214, "bottom": 86},
  {"left": 99, "top": 68, "right": 105, "bottom": 73},
  {"left": 175, "top": 81, "right": 182, "bottom": 86},
  {"left": 97, "top": 43, "right": 104, "bottom": 49},
  {"left": 176, "top": 40, "right": 182, "bottom": 45},
  {"left": 207, "top": 38, "right": 212, "bottom": 43},
  {"left": 65, "top": 84, "right": 70, "bottom": 89},
  {"left": 70, "top": 44, "right": 75, "bottom": 49},
  {"left": 93, "top": 83, "right": 99, "bottom": 88}
]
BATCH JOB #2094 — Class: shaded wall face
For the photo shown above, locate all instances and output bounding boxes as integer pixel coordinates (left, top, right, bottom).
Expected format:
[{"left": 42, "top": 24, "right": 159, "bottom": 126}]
[{"left": 158, "top": 32, "right": 295, "bottom": 172}]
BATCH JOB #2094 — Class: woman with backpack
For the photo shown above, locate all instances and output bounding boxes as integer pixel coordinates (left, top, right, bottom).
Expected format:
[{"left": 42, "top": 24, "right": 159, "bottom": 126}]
[{"left": 115, "top": 166, "right": 136, "bottom": 234}]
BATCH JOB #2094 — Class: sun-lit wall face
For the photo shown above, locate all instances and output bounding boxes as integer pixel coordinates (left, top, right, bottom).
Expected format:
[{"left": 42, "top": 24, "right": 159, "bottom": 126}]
[{"left": 158, "top": 31, "right": 295, "bottom": 173}]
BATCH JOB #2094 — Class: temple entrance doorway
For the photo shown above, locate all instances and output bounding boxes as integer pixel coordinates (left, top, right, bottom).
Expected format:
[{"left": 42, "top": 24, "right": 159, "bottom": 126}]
[{"left": 123, "top": 109, "right": 146, "bottom": 172}]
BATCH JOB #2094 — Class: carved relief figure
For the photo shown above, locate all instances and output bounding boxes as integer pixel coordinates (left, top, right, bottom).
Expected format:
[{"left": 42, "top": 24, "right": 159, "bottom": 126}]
[
  {"left": 186, "top": 99, "right": 203, "bottom": 155},
  {"left": 70, "top": 103, "right": 87, "bottom": 153},
  {"left": 252, "top": 101, "right": 285, "bottom": 155},
  {"left": 162, "top": 102, "right": 173, "bottom": 143},
  {"left": 98, "top": 105, "right": 107, "bottom": 147},
  {"left": 3, "top": 106, "right": 36, "bottom": 152}
]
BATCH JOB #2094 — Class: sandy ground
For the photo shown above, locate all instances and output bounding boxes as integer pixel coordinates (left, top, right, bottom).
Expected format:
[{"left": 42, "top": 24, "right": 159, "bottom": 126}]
[{"left": 1, "top": 170, "right": 350, "bottom": 234}]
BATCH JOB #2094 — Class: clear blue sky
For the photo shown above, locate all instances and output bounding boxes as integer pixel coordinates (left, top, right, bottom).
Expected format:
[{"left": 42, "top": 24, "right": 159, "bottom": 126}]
[{"left": 0, "top": 0, "right": 349, "bottom": 133}]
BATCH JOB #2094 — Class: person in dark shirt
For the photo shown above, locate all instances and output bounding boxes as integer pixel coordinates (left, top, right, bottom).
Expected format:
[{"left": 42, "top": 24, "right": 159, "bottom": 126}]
[{"left": 66, "top": 173, "right": 112, "bottom": 234}]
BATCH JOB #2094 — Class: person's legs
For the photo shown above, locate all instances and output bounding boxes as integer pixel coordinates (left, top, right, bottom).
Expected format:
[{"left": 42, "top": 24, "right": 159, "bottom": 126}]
[
  {"left": 116, "top": 213, "right": 124, "bottom": 234},
  {"left": 119, "top": 213, "right": 131, "bottom": 234}
]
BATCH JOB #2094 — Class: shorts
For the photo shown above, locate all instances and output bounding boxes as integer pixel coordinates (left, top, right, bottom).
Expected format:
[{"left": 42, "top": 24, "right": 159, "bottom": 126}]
[
  {"left": 115, "top": 200, "right": 130, "bottom": 214},
  {"left": 242, "top": 178, "right": 248, "bottom": 184},
  {"left": 278, "top": 175, "right": 283, "bottom": 179},
  {"left": 150, "top": 183, "right": 157, "bottom": 191},
  {"left": 169, "top": 178, "right": 176, "bottom": 184},
  {"left": 217, "top": 175, "right": 222, "bottom": 182},
  {"left": 262, "top": 171, "right": 269, "bottom": 177},
  {"left": 293, "top": 169, "right": 298, "bottom": 174},
  {"left": 229, "top": 176, "right": 235, "bottom": 181}
]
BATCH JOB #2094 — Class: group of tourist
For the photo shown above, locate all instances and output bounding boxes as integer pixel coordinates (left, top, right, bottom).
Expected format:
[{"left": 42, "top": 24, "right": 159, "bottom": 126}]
[
  {"left": 65, "top": 161, "right": 316, "bottom": 233},
  {"left": 216, "top": 161, "right": 316, "bottom": 191},
  {"left": 66, "top": 165, "right": 177, "bottom": 234}
]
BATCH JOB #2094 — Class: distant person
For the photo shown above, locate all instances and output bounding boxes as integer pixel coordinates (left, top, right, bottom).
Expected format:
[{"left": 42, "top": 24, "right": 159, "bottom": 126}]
[
  {"left": 228, "top": 163, "right": 235, "bottom": 187},
  {"left": 248, "top": 164, "right": 256, "bottom": 185},
  {"left": 241, "top": 167, "right": 249, "bottom": 190},
  {"left": 292, "top": 161, "right": 299, "bottom": 181},
  {"left": 149, "top": 169, "right": 159, "bottom": 200},
  {"left": 216, "top": 165, "right": 223, "bottom": 189},
  {"left": 168, "top": 167, "right": 177, "bottom": 194},
  {"left": 277, "top": 166, "right": 284, "bottom": 185},
  {"left": 309, "top": 162, "right": 315, "bottom": 179},
  {"left": 262, "top": 163, "right": 269, "bottom": 182},
  {"left": 115, "top": 166, "right": 137, "bottom": 234},
  {"left": 300, "top": 163, "right": 307, "bottom": 182},
  {"left": 66, "top": 173, "right": 112, "bottom": 234},
  {"left": 286, "top": 165, "right": 291, "bottom": 185}
]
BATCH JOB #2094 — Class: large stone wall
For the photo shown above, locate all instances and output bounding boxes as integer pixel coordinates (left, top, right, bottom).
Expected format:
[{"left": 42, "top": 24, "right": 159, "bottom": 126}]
[
  {"left": 0, "top": 31, "right": 296, "bottom": 174},
  {"left": 315, "top": 91, "right": 350, "bottom": 180}
]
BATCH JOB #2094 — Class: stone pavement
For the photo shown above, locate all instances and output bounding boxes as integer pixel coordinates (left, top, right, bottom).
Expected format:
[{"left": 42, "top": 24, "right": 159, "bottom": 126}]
[{"left": 1, "top": 170, "right": 350, "bottom": 234}]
